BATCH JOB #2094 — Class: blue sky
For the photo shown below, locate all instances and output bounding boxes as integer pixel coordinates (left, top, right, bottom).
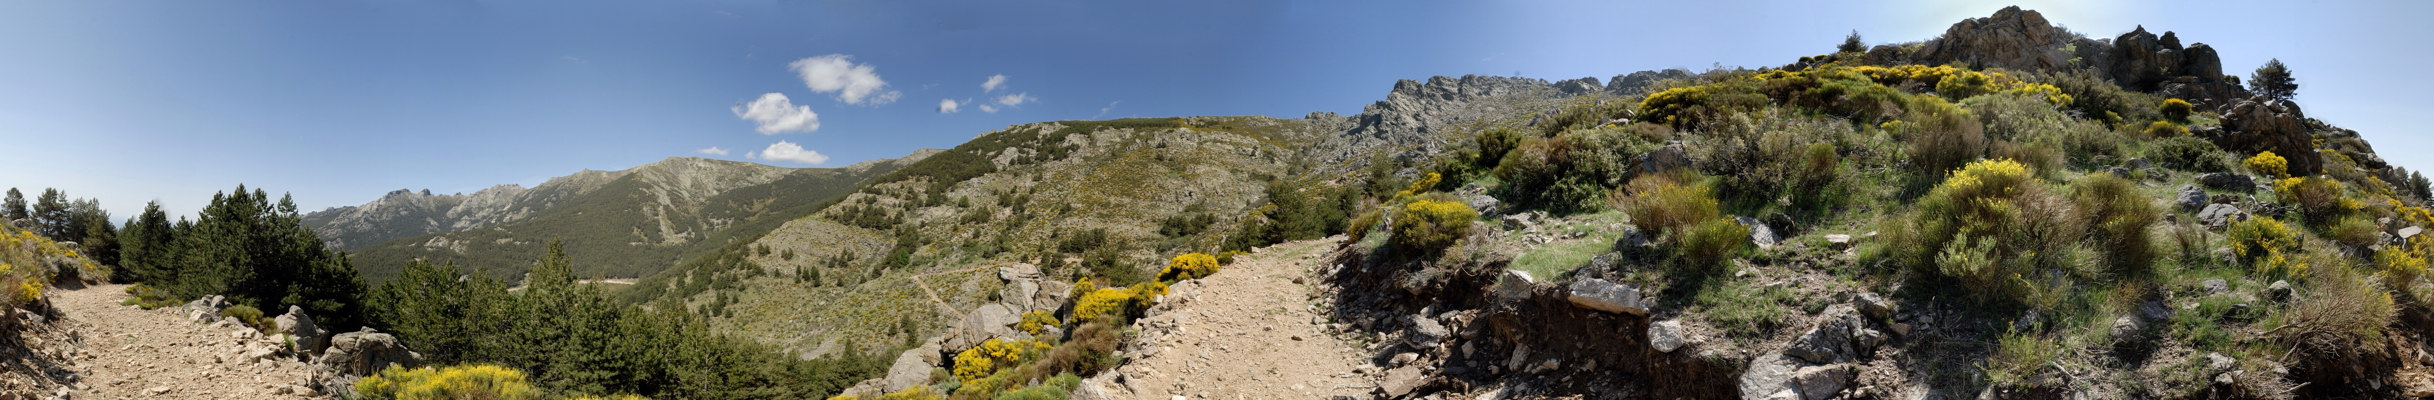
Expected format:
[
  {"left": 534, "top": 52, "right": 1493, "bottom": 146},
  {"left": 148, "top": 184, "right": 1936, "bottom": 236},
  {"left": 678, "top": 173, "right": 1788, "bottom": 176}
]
[{"left": 1, "top": 0, "right": 2426, "bottom": 219}]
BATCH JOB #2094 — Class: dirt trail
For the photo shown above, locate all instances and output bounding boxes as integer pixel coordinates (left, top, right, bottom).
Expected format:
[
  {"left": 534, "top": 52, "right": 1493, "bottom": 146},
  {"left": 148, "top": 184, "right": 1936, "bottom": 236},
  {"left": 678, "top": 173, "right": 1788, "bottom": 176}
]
[
  {"left": 1111, "top": 239, "right": 1374, "bottom": 399},
  {"left": 26, "top": 283, "right": 321, "bottom": 399}
]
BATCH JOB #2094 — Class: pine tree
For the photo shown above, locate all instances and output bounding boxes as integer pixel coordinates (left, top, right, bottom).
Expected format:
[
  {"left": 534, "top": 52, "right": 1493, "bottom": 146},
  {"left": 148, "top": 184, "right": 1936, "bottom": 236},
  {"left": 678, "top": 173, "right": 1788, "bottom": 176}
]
[
  {"left": 2, "top": 188, "right": 25, "bottom": 222},
  {"left": 1839, "top": 30, "right": 1865, "bottom": 53},
  {"left": 118, "top": 201, "right": 176, "bottom": 283},
  {"left": 2252, "top": 58, "right": 2298, "bottom": 101},
  {"left": 33, "top": 188, "right": 68, "bottom": 238},
  {"left": 2413, "top": 170, "right": 2433, "bottom": 202}
]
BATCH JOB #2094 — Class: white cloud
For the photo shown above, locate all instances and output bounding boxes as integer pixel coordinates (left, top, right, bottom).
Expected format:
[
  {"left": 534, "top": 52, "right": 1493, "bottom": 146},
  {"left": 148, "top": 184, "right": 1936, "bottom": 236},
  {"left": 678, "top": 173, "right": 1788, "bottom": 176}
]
[
  {"left": 748, "top": 140, "right": 829, "bottom": 165},
  {"left": 788, "top": 54, "right": 900, "bottom": 105},
  {"left": 696, "top": 146, "right": 730, "bottom": 156},
  {"left": 731, "top": 93, "right": 820, "bottom": 134},
  {"left": 938, "top": 98, "right": 961, "bottom": 114},
  {"left": 994, "top": 92, "right": 1034, "bottom": 107},
  {"left": 979, "top": 104, "right": 998, "bottom": 113},
  {"left": 982, "top": 74, "right": 1008, "bottom": 92},
  {"left": 1095, "top": 101, "right": 1121, "bottom": 118}
]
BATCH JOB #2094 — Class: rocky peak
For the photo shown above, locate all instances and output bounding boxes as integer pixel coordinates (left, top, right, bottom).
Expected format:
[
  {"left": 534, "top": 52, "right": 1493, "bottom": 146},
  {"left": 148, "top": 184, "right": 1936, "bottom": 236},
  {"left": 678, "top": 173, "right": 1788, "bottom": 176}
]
[
  {"left": 1326, "top": 74, "right": 1571, "bottom": 168},
  {"left": 1913, "top": 6, "right": 2071, "bottom": 72}
]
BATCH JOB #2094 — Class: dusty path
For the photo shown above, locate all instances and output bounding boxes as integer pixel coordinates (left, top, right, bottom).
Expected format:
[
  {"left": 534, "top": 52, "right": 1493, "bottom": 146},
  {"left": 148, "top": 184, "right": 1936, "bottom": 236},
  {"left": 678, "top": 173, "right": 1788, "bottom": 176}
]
[
  {"left": 1109, "top": 238, "right": 1374, "bottom": 399},
  {"left": 909, "top": 265, "right": 992, "bottom": 320},
  {"left": 39, "top": 283, "right": 321, "bottom": 399}
]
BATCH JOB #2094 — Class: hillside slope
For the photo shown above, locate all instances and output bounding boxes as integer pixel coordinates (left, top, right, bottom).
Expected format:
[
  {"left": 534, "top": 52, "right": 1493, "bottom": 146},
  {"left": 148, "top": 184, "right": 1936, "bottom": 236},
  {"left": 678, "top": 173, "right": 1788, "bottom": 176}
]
[{"left": 324, "top": 154, "right": 931, "bottom": 282}]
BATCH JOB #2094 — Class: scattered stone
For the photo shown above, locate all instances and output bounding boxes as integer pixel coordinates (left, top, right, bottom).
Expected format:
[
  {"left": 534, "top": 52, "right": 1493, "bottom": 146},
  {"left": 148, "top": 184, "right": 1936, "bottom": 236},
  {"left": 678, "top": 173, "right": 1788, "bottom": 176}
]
[
  {"left": 2402, "top": 226, "right": 2425, "bottom": 241},
  {"left": 1785, "top": 314, "right": 1857, "bottom": 364},
  {"left": 2267, "top": 280, "right": 2294, "bottom": 301},
  {"left": 1379, "top": 366, "right": 1425, "bottom": 398},
  {"left": 2111, "top": 316, "right": 2143, "bottom": 339},
  {"left": 1391, "top": 352, "right": 1419, "bottom": 367},
  {"left": 2198, "top": 203, "right": 2248, "bottom": 230},
  {"left": 1648, "top": 320, "right": 1690, "bottom": 353},
  {"left": 1737, "top": 353, "right": 1805, "bottom": 400},
  {"left": 1823, "top": 234, "right": 1854, "bottom": 249},
  {"left": 1492, "top": 270, "right": 1536, "bottom": 301},
  {"left": 1850, "top": 292, "right": 1893, "bottom": 320},
  {"left": 1407, "top": 316, "right": 1449, "bottom": 349},
  {"left": 2177, "top": 185, "right": 2209, "bottom": 211},
  {"left": 2199, "top": 173, "right": 2255, "bottom": 192},
  {"left": 1791, "top": 365, "right": 1854, "bottom": 400},
  {"left": 1638, "top": 143, "right": 1692, "bottom": 176},
  {"left": 1565, "top": 278, "right": 1648, "bottom": 315},
  {"left": 2202, "top": 279, "right": 2229, "bottom": 294},
  {"left": 1735, "top": 216, "right": 1779, "bottom": 249},
  {"left": 2208, "top": 352, "right": 2236, "bottom": 371},
  {"left": 275, "top": 305, "right": 327, "bottom": 354},
  {"left": 145, "top": 386, "right": 169, "bottom": 396}
]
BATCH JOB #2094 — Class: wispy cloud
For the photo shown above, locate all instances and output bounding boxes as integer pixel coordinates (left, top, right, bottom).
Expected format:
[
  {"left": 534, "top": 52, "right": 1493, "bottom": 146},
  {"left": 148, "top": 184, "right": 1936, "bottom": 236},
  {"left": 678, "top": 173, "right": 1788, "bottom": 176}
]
[
  {"left": 1095, "top": 101, "right": 1121, "bottom": 118},
  {"left": 938, "top": 98, "right": 963, "bottom": 114},
  {"left": 731, "top": 93, "right": 820, "bottom": 134},
  {"left": 696, "top": 146, "right": 731, "bottom": 156},
  {"left": 561, "top": 55, "right": 589, "bottom": 64},
  {"left": 982, "top": 74, "right": 1008, "bottom": 92},
  {"left": 788, "top": 54, "right": 900, "bottom": 105},
  {"left": 749, "top": 140, "right": 829, "bottom": 165}
]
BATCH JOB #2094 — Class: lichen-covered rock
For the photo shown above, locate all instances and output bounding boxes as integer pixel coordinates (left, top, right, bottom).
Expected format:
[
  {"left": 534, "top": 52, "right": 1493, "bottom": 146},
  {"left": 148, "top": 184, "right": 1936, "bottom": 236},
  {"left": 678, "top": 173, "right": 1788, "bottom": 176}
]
[
  {"left": 2215, "top": 96, "right": 2322, "bottom": 175},
  {"left": 274, "top": 305, "right": 327, "bottom": 355},
  {"left": 2199, "top": 203, "right": 2249, "bottom": 230},
  {"left": 2177, "top": 185, "right": 2210, "bottom": 211},
  {"left": 1913, "top": 6, "right": 2070, "bottom": 72},
  {"left": 1648, "top": 320, "right": 1690, "bottom": 353}
]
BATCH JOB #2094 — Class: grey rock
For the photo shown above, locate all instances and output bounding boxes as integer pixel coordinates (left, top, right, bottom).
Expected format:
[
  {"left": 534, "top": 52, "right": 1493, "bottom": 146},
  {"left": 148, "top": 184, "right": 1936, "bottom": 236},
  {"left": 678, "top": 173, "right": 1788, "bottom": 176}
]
[
  {"left": 2177, "top": 185, "right": 2209, "bottom": 211},
  {"left": 316, "top": 328, "right": 424, "bottom": 395},
  {"left": 1914, "top": 6, "right": 2070, "bottom": 73},
  {"left": 1606, "top": 69, "right": 1693, "bottom": 97},
  {"left": 1587, "top": 252, "right": 1622, "bottom": 273},
  {"left": 1851, "top": 292, "right": 1894, "bottom": 320},
  {"left": 1737, "top": 353, "right": 1805, "bottom": 400},
  {"left": 2199, "top": 173, "right": 2255, "bottom": 192},
  {"left": 2267, "top": 280, "right": 2294, "bottom": 301},
  {"left": 1553, "top": 77, "right": 1603, "bottom": 95},
  {"left": 1736, "top": 216, "right": 1779, "bottom": 249},
  {"left": 882, "top": 346, "right": 935, "bottom": 392},
  {"left": 1638, "top": 144, "right": 1692, "bottom": 176},
  {"left": 2198, "top": 203, "right": 2248, "bottom": 230},
  {"left": 2126, "top": 158, "right": 2154, "bottom": 171},
  {"left": 1465, "top": 194, "right": 1503, "bottom": 218},
  {"left": 1648, "top": 320, "right": 1689, "bottom": 353},
  {"left": 2401, "top": 226, "right": 2425, "bottom": 241},
  {"left": 1617, "top": 228, "right": 1652, "bottom": 251},
  {"left": 1565, "top": 278, "right": 1648, "bottom": 315},
  {"left": 2202, "top": 279, "right": 2229, "bottom": 294},
  {"left": 1407, "top": 316, "right": 1450, "bottom": 349},
  {"left": 1791, "top": 365, "right": 1854, "bottom": 400},
  {"left": 1379, "top": 366, "right": 1425, "bottom": 398},
  {"left": 1492, "top": 270, "right": 1536, "bottom": 301},
  {"left": 1823, "top": 234, "right": 1854, "bottom": 249},
  {"left": 274, "top": 305, "right": 328, "bottom": 355},
  {"left": 1785, "top": 309, "right": 1861, "bottom": 364},
  {"left": 2111, "top": 316, "right": 2143, "bottom": 339},
  {"left": 2207, "top": 352, "right": 2236, "bottom": 371}
]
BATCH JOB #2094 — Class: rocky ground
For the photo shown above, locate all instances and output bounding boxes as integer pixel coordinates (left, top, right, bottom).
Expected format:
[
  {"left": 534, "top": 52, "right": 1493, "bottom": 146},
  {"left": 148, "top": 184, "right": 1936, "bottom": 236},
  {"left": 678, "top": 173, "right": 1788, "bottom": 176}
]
[
  {"left": 3, "top": 282, "right": 323, "bottom": 399},
  {"left": 1088, "top": 238, "right": 1375, "bottom": 399}
]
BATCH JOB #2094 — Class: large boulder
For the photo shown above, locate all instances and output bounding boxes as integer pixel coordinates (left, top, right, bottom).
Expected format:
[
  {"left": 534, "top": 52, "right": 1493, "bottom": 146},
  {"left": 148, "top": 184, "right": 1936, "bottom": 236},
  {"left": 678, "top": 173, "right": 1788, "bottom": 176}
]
[
  {"left": 1637, "top": 143, "right": 1692, "bottom": 176},
  {"left": 2104, "top": 27, "right": 2245, "bottom": 108},
  {"left": 2214, "top": 96, "right": 2322, "bottom": 176},
  {"left": 1565, "top": 278, "right": 1649, "bottom": 315},
  {"left": 945, "top": 303, "right": 1024, "bottom": 351},
  {"left": 2198, "top": 172, "right": 2256, "bottom": 192},
  {"left": 2199, "top": 203, "right": 2249, "bottom": 230},
  {"left": 2177, "top": 185, "right": 2210, "bottom": 211},
  {"left": 1736, "top": 216, "right": 1779, "bottom": 249},
  {"left": 316, "top": 328, "right": 424, "bottom": 395},
  {"left": 1913, "top": 6, "right": 2070, "bottom": 72},
  {"left": 274, "top": 305, "right": 329, "bottom": 355},
  {"left": 881, "top": 343, "right": 940, "bottom": 392},
  {"left": 183, "top": 295, "right": 228, "bottom": 322}
]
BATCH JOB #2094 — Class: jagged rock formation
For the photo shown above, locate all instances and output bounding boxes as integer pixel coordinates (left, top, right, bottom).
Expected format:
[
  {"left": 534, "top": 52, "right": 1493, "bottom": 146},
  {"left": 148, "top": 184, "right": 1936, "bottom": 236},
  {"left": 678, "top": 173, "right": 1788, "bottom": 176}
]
[
  {"left": 2105, "top": 27, "right": 2245, "bottom": 108},
  {"left": 1913, "top": 6, "right": 2073, "bottom": 73},
  {"left": 1323, "top": 75, "right": 1575, "bottom": 166},
  {"left": 2216, "top": 95, "right": 2323, "bottom": 175}
]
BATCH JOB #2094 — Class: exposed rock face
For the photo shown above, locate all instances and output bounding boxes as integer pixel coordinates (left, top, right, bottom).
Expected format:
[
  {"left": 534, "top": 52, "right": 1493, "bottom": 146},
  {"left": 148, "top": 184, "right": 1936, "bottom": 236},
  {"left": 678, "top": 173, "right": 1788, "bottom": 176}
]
[
  {"left": 2199, "top": 204, "right": 2248, "bottom": 230},
  {"left": 881, "top": 343, "right": 939, "bottom": 392},
  {"left": 2177, "top": 185, "right": 2210, "bottom": 211},
  {"left": 2107, "top": 27, "right": 2247, "bottom": 108},
  {"left": 1913, "top": 6, "right": 2071, "bottom": 72},
  {"left": 2199, "top": 172, "right": 2256, "bottom": 192},
  {"left": 1326, "top": 75, "right": 1572, "bottom": 168},
  {"left": 1605, "top": 69, "right": 1693, "bottom": 96},
  {"left": 2216, "top": 96, "right": 2323, "bottom": 175}
]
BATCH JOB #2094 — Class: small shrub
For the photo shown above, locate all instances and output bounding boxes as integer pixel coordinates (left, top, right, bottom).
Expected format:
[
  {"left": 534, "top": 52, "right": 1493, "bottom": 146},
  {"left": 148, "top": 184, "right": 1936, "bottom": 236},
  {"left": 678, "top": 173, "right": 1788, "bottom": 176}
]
[
  {"left": 1157, "top": 253, "right": 1219, "bottom": 281},
  {"left": 1934, "top": 70, "right": 1997, "bottom": 99},
  {"left": 2327, "top": 215, "right": 2381, "bottom": 248},
  {"left": 1615, "top": 174, "right": 1721, "bottom": 236},
  {"left": 1677, "top": 218, "right": 1751, "bottom": 275},
  {"left": 2274, "top": 177, "right": 2357, "bottom": 225},
  {"left": 1472, "top": 128, "right": 1524, "bottom": 170},
  {"left": 2142, "top": 120, "right": 2188, "bottom": 137},
  {"left": 220, "top": 304, "right": 270, "bottom": 332},
  {"left": 1343, "top": 208, "right": 1383, "bottom": 244},
  {"left": 2159, "top": 98, "right": 2195, "bottom": 122},
  {"left": 2144, "top": 136, "right": 2230, "bottom": 172},
  {"left": 1069, "top": 282, "right": 1167, "bottom": 324},
  {"left": 1015, "top": 311, "right": 1058, "bottom": 336},
  {"left": 2226, "top": 217, "right": 2302, "bottom": 277},
  {"left": 1897, "top": 95, "right": 1988, "bottom": 175},
  {"left": 1983, "top": 329, "right": 2061, "bottom": 389},
  {"left": 1041, "top": 322, "right": 1120, "bottom": 376},
  {"left": 355, "top": 364, "right": 545, "bottom": 400},
  {"left": 2245, "top": 151, "right": 2289, "bottom": 178},
  {"left": 952, "top": 338, "right": 1050, "bottom": 382},
  {"left": 2378, "top": 239, "right": 2429, "bottom": 290},
  {"left": 2071, "top": 173, "right": 2158, "bottom": 277},
  {"left": 2265, "top": 263, "right": 2393, "bottom": 375},
  {"left": 1212, "top": 250, "right": 1245, "bottom": 265},
  {"left": 1387, "top": 195, "right": 1477, "bottom": 254}
]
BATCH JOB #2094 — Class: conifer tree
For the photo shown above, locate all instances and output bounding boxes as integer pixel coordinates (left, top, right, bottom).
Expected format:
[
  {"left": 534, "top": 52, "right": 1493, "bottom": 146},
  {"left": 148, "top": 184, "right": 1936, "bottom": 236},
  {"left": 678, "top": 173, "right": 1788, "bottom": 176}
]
[
  {"left": 2, "top": 188, "right": 25, "bottom": 222},
  {"left": 2252, "top": 58, "right": 2298, "bottom": 100},
  {"left": 1839, "top": 30, "right": 1865, "bottom": 53}
]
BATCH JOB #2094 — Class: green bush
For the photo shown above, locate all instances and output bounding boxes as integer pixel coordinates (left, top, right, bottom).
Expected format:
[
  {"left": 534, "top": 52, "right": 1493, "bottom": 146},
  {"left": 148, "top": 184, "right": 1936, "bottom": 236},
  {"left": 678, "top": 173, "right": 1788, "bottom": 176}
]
[
  {"left": 1491, "top": 126, "right": 1650, "bottom": 213},
  {"left": 220, "top": 304, "right": 271, "bottom": 332},
  {"left": 1615, "top": 174, "right": 1720, "bottom": 237},
  {"left": 1388, "top": 195, "right": 1478, "bottom": 254},
  {"left": 2327, "top": 215, "right": 2382, "bottom": 248},
  {"left": 1934, "top": 69, "right": 1997, "bottom": 99},
  {"left": 1471, "top": 128, "right": 1524, "bottom": 170},
  {"left": 1877, "top": 159, "right": 2061, "bottom": 286},
  {"left": 1691, "top": 111, "right": 1851, "bottom": 209},
  {"left": 2273, "top": 177, "right": 2355, "bottom": 225},
  {"left": 2226, "top": 217, "right": 2303, "bottom": 278},
  {"left": 2069, "top": 173, "right": 2158, "bottom": 277},
  {"left": 2144, "top": 136, "right": 2231, "bottom": 172},
  {"left": 1895, "top": 95, "right": 1988, "bottom": 176},
  {"left": 1677, "top": 218, "right": 1751, "bottom": 275}
]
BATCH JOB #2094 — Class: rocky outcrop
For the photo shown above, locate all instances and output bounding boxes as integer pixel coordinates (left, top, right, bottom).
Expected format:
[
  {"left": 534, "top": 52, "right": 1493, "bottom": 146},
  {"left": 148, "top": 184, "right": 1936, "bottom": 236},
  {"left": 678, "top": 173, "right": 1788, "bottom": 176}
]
[
  {"left": 1565, "top": 278, "right": 1649, "bottom": 315},
  {"left": 314, "top": 328, "right": 424, "bottom": 395},
  {"left": 1325, "top": 75, "right": 1572, "bottom": 168},
  {"left": 2215, "top": 96, "right": 2323, "bottom": 175},
  {"left": 274, "top": 305, "right": 328, "bottom": 355},
  {"left": 2106, "top": 27, "right": 2246, "bottom": 108},
  {"left": 1913, "top": 6, "right": 2072, "bottom": 72},
  {"left": 1605, "top": 69, "right": 1693, "bottom": 96}
]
